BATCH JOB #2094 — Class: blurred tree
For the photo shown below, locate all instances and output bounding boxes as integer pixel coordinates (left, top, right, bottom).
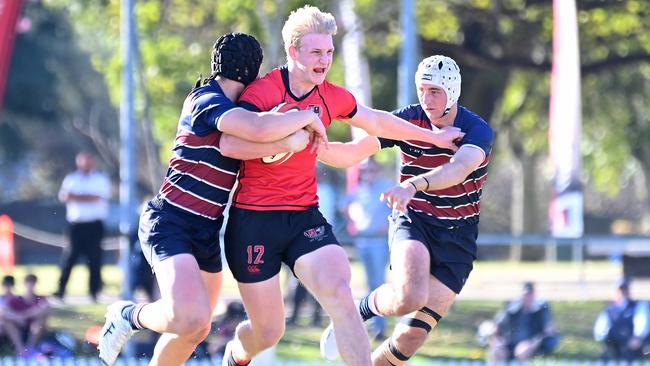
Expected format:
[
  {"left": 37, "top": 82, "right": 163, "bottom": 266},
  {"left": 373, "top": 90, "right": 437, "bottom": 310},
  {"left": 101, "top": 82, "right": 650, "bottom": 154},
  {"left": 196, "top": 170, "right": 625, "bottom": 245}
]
[
  {"left": 46, "top": 0, "right": 347, "bottom": 193},
  {"left": 0, "top": 1, "right": 119, "bottom": 200},
  {"left": 5, "top": 0, "right": 650, "bottom": 234}
]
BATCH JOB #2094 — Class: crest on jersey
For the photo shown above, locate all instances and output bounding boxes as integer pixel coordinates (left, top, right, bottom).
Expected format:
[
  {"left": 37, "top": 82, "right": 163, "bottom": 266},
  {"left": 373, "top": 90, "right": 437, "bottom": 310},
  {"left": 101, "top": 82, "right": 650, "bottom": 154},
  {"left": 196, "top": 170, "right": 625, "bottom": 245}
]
[
  {"left": 303, "top": 225, "right": 326, "bottom": 241},
  {"left": 306, "top": 104, "right": 321, "bottom": 117},
  {"left": 261, "top": 152, "right": 294, "bottom": 165}
]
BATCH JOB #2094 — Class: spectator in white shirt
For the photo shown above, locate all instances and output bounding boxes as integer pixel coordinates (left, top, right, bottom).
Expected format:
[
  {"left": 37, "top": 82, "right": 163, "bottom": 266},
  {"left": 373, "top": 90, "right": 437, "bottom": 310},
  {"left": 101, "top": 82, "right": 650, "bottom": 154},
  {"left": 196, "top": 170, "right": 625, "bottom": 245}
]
[
  {"left": 54, "top": 151, "right": 111, "bottom": 302},
  {"left": 594, "top": 277, "right": 650, "bottom": 361}
]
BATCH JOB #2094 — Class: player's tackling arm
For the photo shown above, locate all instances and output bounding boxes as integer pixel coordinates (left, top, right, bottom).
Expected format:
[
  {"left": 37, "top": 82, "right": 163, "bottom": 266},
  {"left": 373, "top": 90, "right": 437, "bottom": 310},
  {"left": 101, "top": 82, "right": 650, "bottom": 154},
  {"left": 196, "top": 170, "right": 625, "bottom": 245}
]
[
  {"left": 218, "top": 108, "right": 326, "bottom": 144},
  {"left": 220, "top": 129, "right": 309, "bottom": 160},
  {"left": 381, "top": 146, "right": 486, "bottom": 212},
  {"left": 348, "top": 104, "right": 463, "bottom": 151},
  {"left": 317, "top": 135, "right": 381, "bottom": 168}
]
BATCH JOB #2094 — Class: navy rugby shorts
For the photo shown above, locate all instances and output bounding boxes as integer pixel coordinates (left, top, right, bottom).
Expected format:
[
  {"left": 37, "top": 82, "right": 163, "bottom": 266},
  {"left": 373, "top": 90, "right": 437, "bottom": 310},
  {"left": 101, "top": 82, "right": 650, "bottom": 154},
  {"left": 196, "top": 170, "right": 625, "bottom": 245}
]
[
  {"left": 138, "top": 196, "right": 223, "bottom": 273},
  {"left": 224, "top": 206, "right": 339, "bottom": 283},
  {"left": 389, "top": 210, "right": 478, "bottom": 294}
]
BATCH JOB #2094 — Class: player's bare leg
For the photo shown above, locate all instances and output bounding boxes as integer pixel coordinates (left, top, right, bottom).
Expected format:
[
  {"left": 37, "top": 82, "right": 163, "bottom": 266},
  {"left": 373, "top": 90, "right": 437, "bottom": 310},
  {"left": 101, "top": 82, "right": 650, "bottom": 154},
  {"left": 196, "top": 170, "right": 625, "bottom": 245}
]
[
  {"left": 319, "top": 239, "right": 432, "bottom": 362},
  {"left": 296, "top": 244, "right": 372, "bottom": 366},
  {"left": 372, "top": 276, "right": 455, "bottom": 366},
  {"left": 226, "top": 274, "right": 286, "bottom": 364},
  {"left": 99, "top": 254, "right": 218, "bottom": 365},
  {"left": 143, "top": 254, "right": 221, "bottom": 366},
  {"left": 372, "top": 240, "right": 430, "bottom": 317}
]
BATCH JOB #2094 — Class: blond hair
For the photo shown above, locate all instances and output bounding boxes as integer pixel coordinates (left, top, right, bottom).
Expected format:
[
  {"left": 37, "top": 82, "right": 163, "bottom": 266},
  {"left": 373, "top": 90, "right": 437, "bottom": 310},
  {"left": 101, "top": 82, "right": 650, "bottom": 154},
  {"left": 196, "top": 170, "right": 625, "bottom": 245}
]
[{"left": 282, "top": 5, "right": 337, "bottom": 55}]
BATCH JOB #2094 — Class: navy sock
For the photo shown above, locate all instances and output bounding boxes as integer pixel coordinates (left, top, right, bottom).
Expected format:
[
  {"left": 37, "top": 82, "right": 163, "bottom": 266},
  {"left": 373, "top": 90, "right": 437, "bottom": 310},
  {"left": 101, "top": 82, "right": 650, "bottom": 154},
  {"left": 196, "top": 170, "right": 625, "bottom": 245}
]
[
  {"left": 120, "top": 303, "right": 141, "bottom": 330},
  {"left": 359, "top": 294, "right": 377, "bottom": 321}
]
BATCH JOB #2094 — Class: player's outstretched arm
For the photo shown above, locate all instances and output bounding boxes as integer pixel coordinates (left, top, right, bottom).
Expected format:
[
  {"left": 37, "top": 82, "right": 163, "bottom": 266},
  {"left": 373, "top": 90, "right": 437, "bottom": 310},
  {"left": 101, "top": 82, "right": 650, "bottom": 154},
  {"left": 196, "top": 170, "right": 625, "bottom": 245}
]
[
  {"left": 348, "top": 104, "right": 464, "bottom": 150},
  {"left": 381, "top": 146, "right": 485, "bottom": 212},
  {"left": 414, "top": 145, "right": 484, "bottom": 190},
  {"left": 317, "top": 135, "right": 380, "bottom": 168},
  {"left": 220, "top": 129, "right": 310, "bottom": 160},
  {"left": 219, "top": 109, "right": 326, "bottom": 144}
]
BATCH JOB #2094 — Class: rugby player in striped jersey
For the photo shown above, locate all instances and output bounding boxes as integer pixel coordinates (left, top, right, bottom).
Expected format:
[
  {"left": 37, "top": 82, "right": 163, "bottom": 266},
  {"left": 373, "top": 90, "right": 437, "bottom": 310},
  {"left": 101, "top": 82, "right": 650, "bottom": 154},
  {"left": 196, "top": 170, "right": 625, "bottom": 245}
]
[{"left": 319, "top": 55, "right": 494, "bottom": 366}]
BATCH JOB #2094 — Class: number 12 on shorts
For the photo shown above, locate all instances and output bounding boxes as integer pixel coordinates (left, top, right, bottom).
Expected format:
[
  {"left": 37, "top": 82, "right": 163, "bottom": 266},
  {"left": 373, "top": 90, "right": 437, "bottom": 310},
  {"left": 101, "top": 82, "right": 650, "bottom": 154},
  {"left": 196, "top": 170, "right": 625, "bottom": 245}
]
[{"left": 246, "top": 245, "right": 265, "bottom": 265}]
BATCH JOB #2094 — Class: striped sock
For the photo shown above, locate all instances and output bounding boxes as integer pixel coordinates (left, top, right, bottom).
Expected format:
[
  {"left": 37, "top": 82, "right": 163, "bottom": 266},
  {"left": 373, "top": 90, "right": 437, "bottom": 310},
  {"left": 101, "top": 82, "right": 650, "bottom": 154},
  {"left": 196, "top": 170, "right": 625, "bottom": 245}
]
[
  {"left": 121, "top": 303, "right": 146, "bottom": 330},
  {"left": 359, "top": 290, "right": 379, "bottom": 321}
]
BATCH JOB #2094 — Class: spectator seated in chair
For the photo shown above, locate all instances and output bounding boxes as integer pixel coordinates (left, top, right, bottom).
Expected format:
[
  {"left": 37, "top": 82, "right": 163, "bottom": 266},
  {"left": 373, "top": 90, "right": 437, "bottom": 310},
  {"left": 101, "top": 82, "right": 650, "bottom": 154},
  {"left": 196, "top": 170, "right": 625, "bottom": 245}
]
[{"left": 486, "top": 282, "right": 560, "bottom": 364}]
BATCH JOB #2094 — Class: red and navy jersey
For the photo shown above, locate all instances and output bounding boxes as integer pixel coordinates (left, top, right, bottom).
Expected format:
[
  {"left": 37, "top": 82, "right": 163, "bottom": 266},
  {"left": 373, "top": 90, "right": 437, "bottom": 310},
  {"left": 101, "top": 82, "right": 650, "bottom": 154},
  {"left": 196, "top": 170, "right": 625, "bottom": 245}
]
[
  {"left": 157, "top": 80, "right": 241, "bottom": 220},
  {"left": 379, "top": 104, "right": 494, "bottom": 228},
  {"left": 233, "top": 66, "right": 357, "bottom": 211}
]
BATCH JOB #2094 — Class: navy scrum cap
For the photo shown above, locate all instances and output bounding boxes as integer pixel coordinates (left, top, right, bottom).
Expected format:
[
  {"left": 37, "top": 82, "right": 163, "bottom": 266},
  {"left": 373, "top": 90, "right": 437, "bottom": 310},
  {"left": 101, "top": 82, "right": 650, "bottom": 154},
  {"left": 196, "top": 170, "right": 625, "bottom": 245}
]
[{"left": 211, "top": 32, "right": 263, "bottom": 86}]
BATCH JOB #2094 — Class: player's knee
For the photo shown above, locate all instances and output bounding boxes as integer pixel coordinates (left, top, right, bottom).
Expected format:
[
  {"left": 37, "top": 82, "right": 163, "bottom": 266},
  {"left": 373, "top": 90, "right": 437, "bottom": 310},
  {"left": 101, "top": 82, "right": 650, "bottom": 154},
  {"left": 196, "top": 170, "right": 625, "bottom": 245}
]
[
  {"left": 175, "top": 314, "right": 212, "bottom": 338},
  {"left": 165, "top": 303, "right": 212, "bottom": 336},
  {"left": 319, "top": 279, "right": 353, "bottom": 302},
  {"left": 254, "top": 324, "right": 285, "bottom": 349},
  {"left": 247, "top": 318, "right": 285, "bottom": 350},
  {"left": 394, "top": 289, "right": 427, "bottom": 315},
  {"left": 182, "top": 321, "right": 213, "bottom": 346}
]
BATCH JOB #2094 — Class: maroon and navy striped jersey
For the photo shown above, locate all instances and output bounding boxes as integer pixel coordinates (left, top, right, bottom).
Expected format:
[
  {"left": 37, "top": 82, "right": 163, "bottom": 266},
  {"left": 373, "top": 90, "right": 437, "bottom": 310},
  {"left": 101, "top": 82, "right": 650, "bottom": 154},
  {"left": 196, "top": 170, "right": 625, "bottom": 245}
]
[
  {"left": 233, "top": 66, "right": 357, "bottom": 211},
  {"left": 379, "top": 104, "right": 494, "bottom": 228},
  {"left": 157, "top": 80, "right": 241, "bottom": 220}
]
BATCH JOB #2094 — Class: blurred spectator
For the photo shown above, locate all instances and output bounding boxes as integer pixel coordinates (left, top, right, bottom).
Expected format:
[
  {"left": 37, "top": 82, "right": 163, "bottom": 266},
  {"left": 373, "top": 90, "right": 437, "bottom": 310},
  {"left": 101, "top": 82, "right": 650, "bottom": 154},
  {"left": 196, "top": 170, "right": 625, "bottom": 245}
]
[
  {"left": 286, "top": 281, "right": 322, "bottom": 327},
  {"left": 55, "top": 151, "right": 111, "bottom": 302},
  {"left": 487, "top": 282, "right": 559, "bottom": 364},
  {"left": 10, "top": 274, "right": 50, "bottom": 351},
  {"left": 128, "top": 215, "right": 157, "bottom": 302},
  {"left": 594, "top": 277, "right": 650, "bottom": 361},
  {"left": 0, "top": 275, "right": 26, "bottom": 355},
  {"left": 346, "top": 158, "right": 392, "bottom": 339},
  {"left": 208, "top": 301, "right": 247, "bottom": 358}
]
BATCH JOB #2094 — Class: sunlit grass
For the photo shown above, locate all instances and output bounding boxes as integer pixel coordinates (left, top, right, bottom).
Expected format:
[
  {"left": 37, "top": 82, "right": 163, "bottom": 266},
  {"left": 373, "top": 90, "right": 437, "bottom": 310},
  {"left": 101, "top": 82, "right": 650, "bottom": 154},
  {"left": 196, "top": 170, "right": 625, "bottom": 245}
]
[{"left": 2, "top": 262, "right": 616, "bottom": 360}]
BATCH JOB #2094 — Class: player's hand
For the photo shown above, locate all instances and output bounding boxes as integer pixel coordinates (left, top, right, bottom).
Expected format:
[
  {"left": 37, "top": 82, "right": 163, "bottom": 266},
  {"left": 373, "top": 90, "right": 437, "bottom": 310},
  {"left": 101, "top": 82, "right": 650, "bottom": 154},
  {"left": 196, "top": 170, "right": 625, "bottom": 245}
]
[
  {"left": 380, "top": 183, "right": 417, "bottom": 213},
  {"left": 307, "top": 129, "right": 329, "bottom": 155},
  {"left": 305, "top": 114, "right": 328, "bottom": 153},
  {"left": 428, "top": 126, "right": 464, "bottom": 152},
  {"left": 284, "top": 128, "right": 310, "bottom": 152}
]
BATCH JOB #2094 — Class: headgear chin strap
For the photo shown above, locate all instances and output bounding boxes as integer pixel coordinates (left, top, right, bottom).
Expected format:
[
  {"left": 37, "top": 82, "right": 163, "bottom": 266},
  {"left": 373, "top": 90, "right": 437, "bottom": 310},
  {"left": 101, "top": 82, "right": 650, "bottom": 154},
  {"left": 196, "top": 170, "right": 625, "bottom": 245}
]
[{"left": 211, "top": 32, "right": 263, "bottom": 86}]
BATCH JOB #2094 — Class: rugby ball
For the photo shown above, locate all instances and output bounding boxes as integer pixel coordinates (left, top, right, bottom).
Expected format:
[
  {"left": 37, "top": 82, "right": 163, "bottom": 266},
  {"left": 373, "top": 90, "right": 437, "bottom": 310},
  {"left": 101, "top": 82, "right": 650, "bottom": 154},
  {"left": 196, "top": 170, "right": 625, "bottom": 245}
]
[{"left": 261, "top": 102, "right": 301, "bottom": 165}]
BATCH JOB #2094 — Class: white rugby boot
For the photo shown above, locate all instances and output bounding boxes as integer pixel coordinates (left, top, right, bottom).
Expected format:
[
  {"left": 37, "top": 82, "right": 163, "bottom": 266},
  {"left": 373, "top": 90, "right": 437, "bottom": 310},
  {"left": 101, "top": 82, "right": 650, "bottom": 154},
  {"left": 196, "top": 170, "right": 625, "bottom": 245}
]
[
  {"left": 319, "top": 322, "right": 340, "bottom": 361},
  {"left": 98, "top": 301, "right": 137, "bottom": 365}
]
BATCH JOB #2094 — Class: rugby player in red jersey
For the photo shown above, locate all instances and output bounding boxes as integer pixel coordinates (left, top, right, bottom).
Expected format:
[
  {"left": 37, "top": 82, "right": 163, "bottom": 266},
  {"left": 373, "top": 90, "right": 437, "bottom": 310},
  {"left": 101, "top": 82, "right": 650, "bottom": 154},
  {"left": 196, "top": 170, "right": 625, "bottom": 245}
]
[
  {"left": 98, "top": 32, "right": 327, "bottom": 366},
  {"left": 318, "top": 55, "right": 494, "bottom": 366},
  {"left": 221, "top": 6, "right": 465, "bottom": 366}
]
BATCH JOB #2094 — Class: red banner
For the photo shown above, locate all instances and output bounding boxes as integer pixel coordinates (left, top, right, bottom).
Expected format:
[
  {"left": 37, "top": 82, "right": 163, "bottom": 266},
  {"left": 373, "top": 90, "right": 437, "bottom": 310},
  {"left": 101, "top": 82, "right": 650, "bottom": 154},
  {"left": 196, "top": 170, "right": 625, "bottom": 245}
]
[
  {"left": 0, "top": 214, "right": 15, "bottom": 272},
  {"left": 0, "top": 0, "right": 24, "bottom": 112}
]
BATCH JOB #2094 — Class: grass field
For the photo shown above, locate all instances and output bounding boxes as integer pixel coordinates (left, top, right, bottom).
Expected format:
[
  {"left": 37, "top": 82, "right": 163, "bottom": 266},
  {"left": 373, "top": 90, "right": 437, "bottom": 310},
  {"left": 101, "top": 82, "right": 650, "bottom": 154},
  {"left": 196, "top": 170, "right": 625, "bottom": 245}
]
[
  {"left": 2, "top": 262, "right": 620, "bottom": 361},
  {"left": 42, "top": 300, "right": 605, "bottom": 362}
]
